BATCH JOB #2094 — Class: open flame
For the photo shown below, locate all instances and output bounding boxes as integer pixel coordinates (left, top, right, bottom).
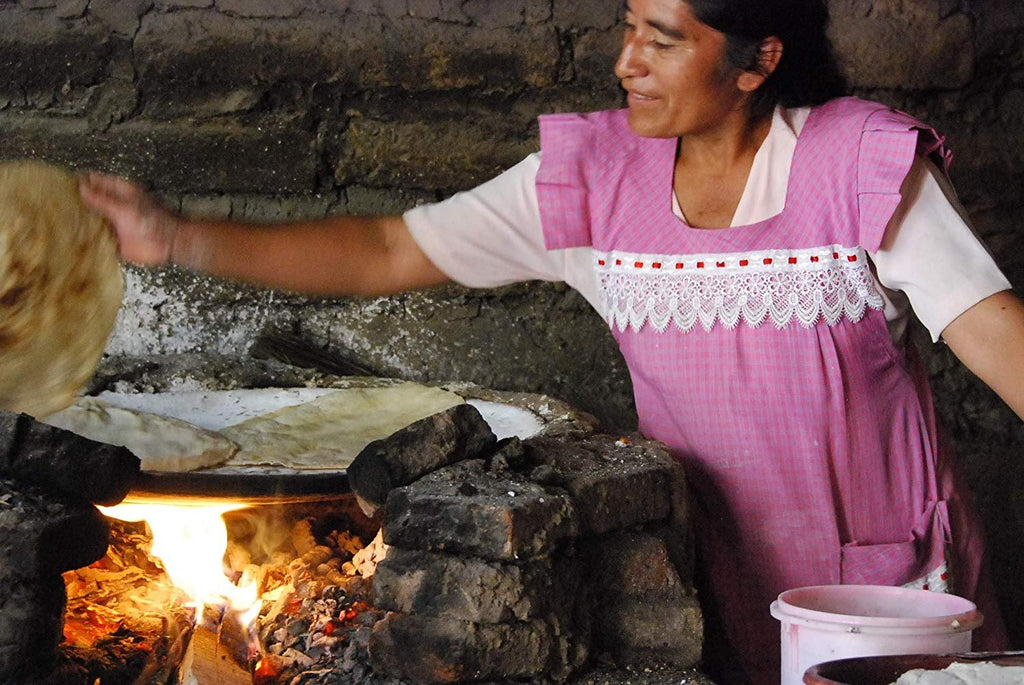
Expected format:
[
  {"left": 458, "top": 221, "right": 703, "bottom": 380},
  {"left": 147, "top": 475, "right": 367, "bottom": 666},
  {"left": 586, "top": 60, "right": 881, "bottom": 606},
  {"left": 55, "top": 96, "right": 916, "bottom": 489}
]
[{"left": 100, "top": 497, "right": 260, "bottom": 615}]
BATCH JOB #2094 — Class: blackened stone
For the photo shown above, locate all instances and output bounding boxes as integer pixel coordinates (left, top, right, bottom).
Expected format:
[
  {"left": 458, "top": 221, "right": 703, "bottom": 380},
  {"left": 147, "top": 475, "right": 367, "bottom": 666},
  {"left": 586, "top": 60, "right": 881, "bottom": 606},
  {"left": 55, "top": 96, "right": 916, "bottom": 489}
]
[
  {"left": 584, "top": 529, "right": 687, "bottom": 597},
  {"left": 525, "top": 434, "right": 683, "bottom": 535},
  {"left": 368, "top": 611, "right": 586, "bottom": 684},
  {"left": 374, "top": 547, "right": 580, "bottom": 624},
  {"left": 581, "top": 529, "right": 703, "bottom": 668},
  {"left": 0, "top": 479, "right": 111, "bottom": 579},
  {"left": 592, "top": 596, "right": 703, "bottom": 668},
  {"left": 0, "top": 115, "right": 316, "bottom": 195},
  {"left": 0, "top": 412, "right": 139, "bottom": 506},
  {"left": 348, "top": 403, "right": 497, "bottom": 516},
  {"left": 382, "top": 459, "right": 578, "bottom": 561},
  {"left": 0, "top": 574, "right": 65, "bottom": 683}
]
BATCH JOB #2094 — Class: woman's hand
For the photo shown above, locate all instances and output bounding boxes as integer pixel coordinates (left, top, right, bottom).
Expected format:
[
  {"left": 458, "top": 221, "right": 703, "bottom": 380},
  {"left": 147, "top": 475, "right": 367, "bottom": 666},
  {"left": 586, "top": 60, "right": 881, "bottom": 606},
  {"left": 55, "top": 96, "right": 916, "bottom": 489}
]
[{"left": 78, "top": 172, "right": 180, "bottom": 266}]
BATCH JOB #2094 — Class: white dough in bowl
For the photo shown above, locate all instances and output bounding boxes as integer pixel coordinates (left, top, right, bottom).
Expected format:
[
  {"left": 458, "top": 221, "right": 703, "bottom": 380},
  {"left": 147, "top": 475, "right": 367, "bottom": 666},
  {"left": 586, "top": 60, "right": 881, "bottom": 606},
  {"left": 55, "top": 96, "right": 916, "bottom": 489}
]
[{"left": 894, "top": 662, "right": 1024, "bottom": 685}]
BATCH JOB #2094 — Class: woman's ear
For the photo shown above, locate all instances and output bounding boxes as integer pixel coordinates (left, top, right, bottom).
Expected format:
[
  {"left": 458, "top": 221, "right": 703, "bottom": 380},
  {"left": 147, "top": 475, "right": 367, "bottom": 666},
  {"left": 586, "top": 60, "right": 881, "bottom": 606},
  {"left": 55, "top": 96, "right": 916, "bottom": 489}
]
[{"left": 737, "top": 36, "right": 783, "bottom": 92}]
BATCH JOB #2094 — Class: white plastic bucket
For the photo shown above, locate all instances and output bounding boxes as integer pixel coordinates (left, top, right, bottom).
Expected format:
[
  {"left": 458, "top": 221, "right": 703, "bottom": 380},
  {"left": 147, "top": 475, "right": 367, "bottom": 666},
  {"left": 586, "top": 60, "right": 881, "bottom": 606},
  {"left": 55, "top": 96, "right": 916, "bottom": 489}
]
[{"left": 770, "top": 585, "right": 983, "bottom": 685}]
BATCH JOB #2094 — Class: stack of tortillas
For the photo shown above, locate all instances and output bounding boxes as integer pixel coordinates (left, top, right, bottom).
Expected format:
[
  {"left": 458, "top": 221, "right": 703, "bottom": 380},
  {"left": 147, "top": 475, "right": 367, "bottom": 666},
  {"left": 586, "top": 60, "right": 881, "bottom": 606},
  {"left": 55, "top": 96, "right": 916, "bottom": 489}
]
[{"left": 0, "top": 160, "right": 123, "bottom": 418}]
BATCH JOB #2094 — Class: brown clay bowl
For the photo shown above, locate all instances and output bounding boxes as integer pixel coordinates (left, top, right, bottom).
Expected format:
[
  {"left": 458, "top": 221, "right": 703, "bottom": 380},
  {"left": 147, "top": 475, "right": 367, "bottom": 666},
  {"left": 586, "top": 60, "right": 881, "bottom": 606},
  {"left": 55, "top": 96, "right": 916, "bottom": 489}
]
[{"left": 804, "top": 652, "right": 1024, "bottom": 684}]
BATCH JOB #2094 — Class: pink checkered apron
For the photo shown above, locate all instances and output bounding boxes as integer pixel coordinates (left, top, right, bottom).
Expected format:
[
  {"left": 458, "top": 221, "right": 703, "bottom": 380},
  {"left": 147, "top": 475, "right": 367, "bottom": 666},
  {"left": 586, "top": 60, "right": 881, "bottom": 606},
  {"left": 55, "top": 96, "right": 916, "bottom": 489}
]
[{"left": 536, "top": 97, "right": 1006, "bottom": 683}]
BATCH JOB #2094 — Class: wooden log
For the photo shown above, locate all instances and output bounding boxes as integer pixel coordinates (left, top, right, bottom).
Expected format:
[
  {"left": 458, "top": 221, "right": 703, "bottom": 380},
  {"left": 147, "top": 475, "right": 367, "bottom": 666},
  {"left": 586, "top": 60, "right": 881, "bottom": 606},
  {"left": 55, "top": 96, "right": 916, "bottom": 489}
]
[
  {"left": 181, "top": 605, "right": 252, "bottom": 685},
  {"left": 347, "top": 403, "right": 496, "bottom": 516},
  {"left": 0, "top": 411, "right": 139, "bottom": 506}
]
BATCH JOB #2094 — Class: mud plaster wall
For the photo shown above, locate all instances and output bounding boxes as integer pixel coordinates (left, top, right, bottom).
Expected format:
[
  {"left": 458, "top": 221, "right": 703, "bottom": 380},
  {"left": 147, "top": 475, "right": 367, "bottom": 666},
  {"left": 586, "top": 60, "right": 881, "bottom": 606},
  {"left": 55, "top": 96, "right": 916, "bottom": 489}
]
[{"left": 1, "top": 0, "right": 1023, "bottom": 644}]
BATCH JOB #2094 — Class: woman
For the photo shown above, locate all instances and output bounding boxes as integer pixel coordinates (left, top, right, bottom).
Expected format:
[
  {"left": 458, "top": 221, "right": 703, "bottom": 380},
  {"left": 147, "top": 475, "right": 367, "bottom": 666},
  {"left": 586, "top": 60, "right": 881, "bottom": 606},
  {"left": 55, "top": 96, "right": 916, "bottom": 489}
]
[{"left": 80, "top": 0, "right": 1024, "bottom": 681}]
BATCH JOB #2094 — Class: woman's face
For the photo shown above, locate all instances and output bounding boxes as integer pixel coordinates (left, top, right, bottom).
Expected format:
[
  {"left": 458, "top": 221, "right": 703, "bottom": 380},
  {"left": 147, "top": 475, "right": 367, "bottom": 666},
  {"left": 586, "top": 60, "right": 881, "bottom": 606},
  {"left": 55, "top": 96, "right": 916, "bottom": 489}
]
[{"left": 614, "top": 0, "right": 748, "bottom": 138}]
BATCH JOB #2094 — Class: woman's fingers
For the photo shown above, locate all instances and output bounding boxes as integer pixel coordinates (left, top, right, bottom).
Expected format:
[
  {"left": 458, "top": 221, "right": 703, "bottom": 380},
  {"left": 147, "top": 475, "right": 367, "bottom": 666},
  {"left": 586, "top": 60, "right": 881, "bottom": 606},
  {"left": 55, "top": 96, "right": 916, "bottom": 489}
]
[
  {"left": 79, "top": 171, "right": 130, "bottom": 202},
  {"left": 77, "top": 171, "right": 178, "bottom": 266}
]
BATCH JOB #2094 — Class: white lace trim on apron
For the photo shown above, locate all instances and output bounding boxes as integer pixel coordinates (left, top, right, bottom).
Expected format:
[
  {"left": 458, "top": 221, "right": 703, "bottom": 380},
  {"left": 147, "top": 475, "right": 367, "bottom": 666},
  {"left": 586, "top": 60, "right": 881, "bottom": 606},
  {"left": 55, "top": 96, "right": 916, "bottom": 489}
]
[{"left": 594, "top": 244, "right": 885, "bottom": 333}]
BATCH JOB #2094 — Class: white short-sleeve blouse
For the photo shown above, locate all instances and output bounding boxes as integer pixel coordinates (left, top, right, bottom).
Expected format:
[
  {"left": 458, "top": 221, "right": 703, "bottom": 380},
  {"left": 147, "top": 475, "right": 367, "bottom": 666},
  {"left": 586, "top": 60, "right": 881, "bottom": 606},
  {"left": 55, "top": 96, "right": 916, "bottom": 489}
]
[{"left": 405, "top": 107, "right": 1011, "bottom": 343}]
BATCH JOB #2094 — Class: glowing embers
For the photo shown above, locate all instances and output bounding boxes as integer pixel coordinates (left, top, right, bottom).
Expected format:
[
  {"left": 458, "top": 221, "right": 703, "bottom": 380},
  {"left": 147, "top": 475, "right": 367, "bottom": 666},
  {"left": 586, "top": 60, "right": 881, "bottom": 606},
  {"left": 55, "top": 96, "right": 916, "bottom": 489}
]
[
  {"left": 61, "top": 497, "right": 380, "bottom": 683},
  {"left": 60, "top": 519, "right": 195, "bottom": 683}
]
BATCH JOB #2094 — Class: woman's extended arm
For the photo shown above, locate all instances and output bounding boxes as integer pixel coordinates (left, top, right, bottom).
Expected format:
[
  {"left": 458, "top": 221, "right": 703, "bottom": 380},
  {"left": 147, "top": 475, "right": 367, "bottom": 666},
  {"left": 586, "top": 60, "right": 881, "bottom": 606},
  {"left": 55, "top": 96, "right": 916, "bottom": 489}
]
[
  {"left": 942, "top": 289, "right": 1024, "bottom": 420},
  {"left": 78, "top": 172, "right": 450, "bottom": 297}
]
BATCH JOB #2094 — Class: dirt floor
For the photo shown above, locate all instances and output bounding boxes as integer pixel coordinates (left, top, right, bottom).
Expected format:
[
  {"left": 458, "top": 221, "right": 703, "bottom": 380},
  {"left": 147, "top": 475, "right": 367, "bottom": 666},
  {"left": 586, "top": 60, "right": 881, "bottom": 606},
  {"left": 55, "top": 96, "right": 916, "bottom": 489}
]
[{"left": 567, "top": 664, "right": 717, "bottom": 685}]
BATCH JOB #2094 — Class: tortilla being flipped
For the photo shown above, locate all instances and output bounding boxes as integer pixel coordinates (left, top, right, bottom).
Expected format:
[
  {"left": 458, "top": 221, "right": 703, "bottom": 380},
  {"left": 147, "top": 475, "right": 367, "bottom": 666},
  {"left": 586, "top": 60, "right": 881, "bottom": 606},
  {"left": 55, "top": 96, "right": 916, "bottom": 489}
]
[
  {"left": 43, "top": 398, "right": 239, "bottom": 472},
  {"left": 220, "top": 383, "right": 464, "bottom": 470},
  {"left": 0, "top": 161, "right": 123, "bottom": 418}
]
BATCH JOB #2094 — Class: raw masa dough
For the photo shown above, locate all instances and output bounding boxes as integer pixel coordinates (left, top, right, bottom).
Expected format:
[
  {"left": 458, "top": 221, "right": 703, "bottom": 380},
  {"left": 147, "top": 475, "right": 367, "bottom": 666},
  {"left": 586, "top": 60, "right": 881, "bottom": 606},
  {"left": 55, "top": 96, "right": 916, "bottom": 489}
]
[
  {"left": 0, "top": 161, "right": 124, "bottom": 418},
  {"left": 43, "top": 398, "right": 239, "bottom": 472},
  {"left": 220, "top": 383, "right": 464, "bottom": 470},
  {"left": 894, "top": 662, "right": 1024, "bottom": 685}
]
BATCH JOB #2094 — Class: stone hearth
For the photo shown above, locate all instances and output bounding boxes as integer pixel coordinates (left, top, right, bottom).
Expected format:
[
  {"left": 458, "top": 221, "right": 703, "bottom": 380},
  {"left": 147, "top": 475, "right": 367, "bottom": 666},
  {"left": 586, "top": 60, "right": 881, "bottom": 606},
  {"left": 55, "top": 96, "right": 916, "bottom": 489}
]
[{"left": 0, "top": 356, "right": 713, "bottom": 684}]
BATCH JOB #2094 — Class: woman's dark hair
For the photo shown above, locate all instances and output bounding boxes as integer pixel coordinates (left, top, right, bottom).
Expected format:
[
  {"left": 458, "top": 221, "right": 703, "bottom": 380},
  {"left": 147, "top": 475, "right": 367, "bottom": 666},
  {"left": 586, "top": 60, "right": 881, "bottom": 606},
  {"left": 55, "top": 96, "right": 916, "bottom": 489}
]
[{"left": 689, "top": 0, "right": 849, "bottom": 120}]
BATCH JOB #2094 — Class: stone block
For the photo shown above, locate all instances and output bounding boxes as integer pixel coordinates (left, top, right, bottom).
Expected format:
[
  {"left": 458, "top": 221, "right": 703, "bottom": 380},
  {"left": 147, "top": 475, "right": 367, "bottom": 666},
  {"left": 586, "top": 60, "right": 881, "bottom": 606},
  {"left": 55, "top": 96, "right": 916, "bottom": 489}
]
[
  {"left": 368, "top": 611, "right": 585, "bottom": 683},
  {"left": 584, "top": 529, "right": 688, "bottom": 597},
  {"left": 215, "top": 0, "right": 305, "bottom": 17},
  {"left": 553, "top": 0, "right": 619, "bottom": 30},
  {"left": 382, "top": 459, "right": 579, "bottom": 560},
  {"left": 349, "top": 403, "right": 497, "bottom": 515},
  {"left": 153, "top": 0, "right": 212, "bottom": 8},
  {"left": 343, "top": 185, "right": 435, "bottom": 215},
  {"left": 133, "top": 12, "right": 557, "bottom": 115},
  {"left": 524, "top": 0, "right": 551, "bottom": 24},
  {"left": 368, "top": 19, "right": 560, "bottom": 91},
  {"left": 87, "top": 0, "right": 149, "bottom": 35},
  {"left": 374, "top": 547, "right": 579, "bottom": 623},
  {"left": 0, "top": 114, "right": 316, "bottom": 194},
  {"left": 0, "top": 479, "right": 110, "bottom": 579},
  {"left": 591, "top": 595, "right": 703, "bottom": 668},
  {"left": 56, "top": 0, "right": 88, "bottom": 19},
  {"left": 0, "top": 8, "right": 118, "bottom": 105},
  {"left": 460, "top": 0, "right": 526, "bottom": 29},
  {"left": 574, "top": 29, "right": 626, "bottom": 96},
  {"left": 582, "top": 528, "right": 703, "bottom": 667},
  {"left": 830, "top": 6, "right": 973, "bottom": 89},
  {"left": 339, "top": 103, "right": 539, "bottom": 191},
  {"left": 405, "top": 0, "right": 462, "bottom": 22},
  {"left": 0, "top": 413, "right": 139, "bottom": 507},
  {"left": 134, "top": 12, "right": 378, "bottom": 115},
  {"left": 0, "top": 574, "right": 65, "bottom": 683},
  {"left": 525, "top": 433, "right": 681, "bottom": 535}
]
